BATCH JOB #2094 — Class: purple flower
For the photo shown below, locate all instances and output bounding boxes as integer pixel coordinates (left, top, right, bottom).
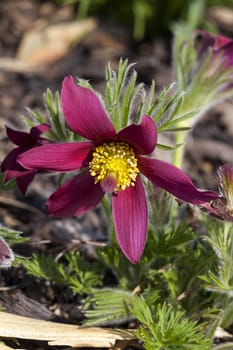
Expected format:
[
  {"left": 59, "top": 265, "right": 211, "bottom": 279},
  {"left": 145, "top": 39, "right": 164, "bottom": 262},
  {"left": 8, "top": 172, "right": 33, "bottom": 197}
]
[
  {"left": 194, "top": 29, "right": 233, "bottom": 69},
  {"left": 18, "top": 77, "right": 218, "bottom": 263},
  {"left": 1, "top": 124, "right": 50, "bottom": 194},
  {"left": 193, "top": 30, "right": 233, "bottom": 91},
  {"left": 0, "top": 237, "right": 14, "bottom": 268},
  {"left": 200, "top": 164, "right": 233, "bottom": 222}
]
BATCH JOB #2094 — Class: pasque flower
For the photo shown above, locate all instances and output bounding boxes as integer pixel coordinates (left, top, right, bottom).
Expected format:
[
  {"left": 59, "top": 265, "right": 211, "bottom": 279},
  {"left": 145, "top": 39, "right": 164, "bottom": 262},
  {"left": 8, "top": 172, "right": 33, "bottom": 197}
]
[
  {"left": 0, "top": 236, "right": 14, "bottom": 268},
  {"left": 18, "top": 77, "right": 218, "bottom": 263},
  {"left": 194, "top": 29, "right": 233, "bottom": 71},
  {"left": 201, "top": 164, "right": 233, "bottom": 222},
  {"left": 1, "top": 124, "right": 50, "bottom": 194}
]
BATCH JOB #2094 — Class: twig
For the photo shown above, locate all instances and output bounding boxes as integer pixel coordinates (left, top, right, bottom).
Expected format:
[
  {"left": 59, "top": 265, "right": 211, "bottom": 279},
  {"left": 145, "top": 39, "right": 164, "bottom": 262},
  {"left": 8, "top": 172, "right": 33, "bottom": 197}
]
[{"left": 0, "top": 195, "right": 45, "bottom": 218}]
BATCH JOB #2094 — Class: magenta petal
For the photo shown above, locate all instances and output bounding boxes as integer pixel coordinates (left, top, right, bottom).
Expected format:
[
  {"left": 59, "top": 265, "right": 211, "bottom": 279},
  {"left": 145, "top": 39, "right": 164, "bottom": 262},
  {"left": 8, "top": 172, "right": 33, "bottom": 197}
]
[
  {"left": 6, "top": 127, "right": 33, "bottom": 147},
  {"left": 18, "top": 142, "right": 94, "bottom": 171},
  {"left": 47, "top": 170, "right": 104, "bottom": 217},
  {"left": 30, "top": 124, "right": 50, "bottom": 140},
  {"left": 112, "top": 176, "right": 148, "bottom": 264},
  {"left": 3, "top": 167, "right": 36, "bottom": 194},
  {"left": 4, "top": 169, "right": 27, "bottom": 182},
  {"left": 0, "top": 237, "right": 13, "bottom": 266},
  {"left": 61, "top": 76, "right": 116, "bottom": 142},
  {"left": 217, "top": 42, "right": 233, "bottom": 67},
  {"left": 117, "top": 115, "right": 157, "bottom": 155},
  {"left": 139, "top": 157, "right": 219, "bottom": 204},
  {"left": 1, "top": 147, "right": 24, "bottom": 172},
  {"left": 6, "top": 124, "right": 49, "bottom": 148},
  {"left": 214, "top": 34, "right": 233, "bottom": 50},
  {"left": 16, "top": 171, "right": 36, "bottom": 194},
  {"left": 194, "top": 29, "right": 215, "bottom": 58}
]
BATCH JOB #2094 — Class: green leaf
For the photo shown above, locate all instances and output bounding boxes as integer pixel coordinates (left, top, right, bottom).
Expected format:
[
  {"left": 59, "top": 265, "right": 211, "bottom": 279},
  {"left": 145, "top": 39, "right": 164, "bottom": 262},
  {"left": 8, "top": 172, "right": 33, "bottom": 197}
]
[
  {"left": 84, "top": 288, "right": 135, "bottom": 326},
  {"left": 133, "top": 297, "right": 210, "bottom": 350},
  {"left": 22, "top": 252, "right": 103, "bottom": 295},
  {"left": 156, "top": 143, "right": 183, "bottom": 151},
  {"left": 0, "top": 226, "right": 26, "bottom": 245}
]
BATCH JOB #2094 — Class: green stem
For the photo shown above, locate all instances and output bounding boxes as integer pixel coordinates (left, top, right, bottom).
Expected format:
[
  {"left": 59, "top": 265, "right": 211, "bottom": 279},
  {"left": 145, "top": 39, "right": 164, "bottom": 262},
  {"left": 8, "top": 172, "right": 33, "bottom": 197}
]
[
  {"left": 101, "top": 195, "right": 115, "bottom": 244},
  {"left": 173, "top": 130, "right": 186, "bottom": 168},
  {"left": 77, "top": 0, "right": 90, "bottom": 19},
  {"left": 172, "top": 93, "right": 200, "bottom": 168},
  {"left": 172, "top": 92, "right": 193, "bottom": 169}
]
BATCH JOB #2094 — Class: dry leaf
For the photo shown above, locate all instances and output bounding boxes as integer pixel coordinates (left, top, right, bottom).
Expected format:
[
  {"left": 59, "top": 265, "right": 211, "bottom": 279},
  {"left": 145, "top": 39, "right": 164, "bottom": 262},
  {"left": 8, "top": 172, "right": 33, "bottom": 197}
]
[
  {"left": 214, "top": 326, "right": 233, "bottom": 340},
  {"left": 207, "top": 6, "right": 233, "bottom": 31},
  {"left": 0, "top": 57, "right": 38, "bottom": 73},
  {"left": 0, "top": 312, "right": 136, "bottom": 348},
  {"left": 16, "top": 18, "right": 97, "bottom": 65}
]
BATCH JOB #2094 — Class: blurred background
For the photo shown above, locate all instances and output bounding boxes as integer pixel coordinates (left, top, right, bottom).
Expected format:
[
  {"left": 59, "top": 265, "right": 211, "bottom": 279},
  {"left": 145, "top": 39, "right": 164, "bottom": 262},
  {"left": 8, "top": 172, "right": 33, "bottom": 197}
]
[{"left": 59, "top": 0, "right": 233, "bottom": 39}]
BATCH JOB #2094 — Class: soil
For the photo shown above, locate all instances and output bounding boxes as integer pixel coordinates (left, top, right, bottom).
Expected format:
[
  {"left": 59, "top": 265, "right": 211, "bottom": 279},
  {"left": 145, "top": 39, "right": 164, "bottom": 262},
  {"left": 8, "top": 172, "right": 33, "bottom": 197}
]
[{"left": 0, "top": 1, "right": 233, "bottom": 349}]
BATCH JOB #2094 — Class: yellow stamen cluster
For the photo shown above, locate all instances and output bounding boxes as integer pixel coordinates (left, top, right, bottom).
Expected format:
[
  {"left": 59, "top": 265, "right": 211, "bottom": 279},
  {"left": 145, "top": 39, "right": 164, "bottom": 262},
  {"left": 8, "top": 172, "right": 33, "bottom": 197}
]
[{"left": 89, "top": 142, "right": 139, "bottom": 193}]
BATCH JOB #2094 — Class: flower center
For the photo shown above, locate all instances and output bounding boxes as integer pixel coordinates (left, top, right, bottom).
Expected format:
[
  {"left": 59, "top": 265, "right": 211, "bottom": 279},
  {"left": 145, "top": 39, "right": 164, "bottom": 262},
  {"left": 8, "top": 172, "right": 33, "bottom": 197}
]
[{"left": 89, "top": 142, "right": 139, "bottom": 193}]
